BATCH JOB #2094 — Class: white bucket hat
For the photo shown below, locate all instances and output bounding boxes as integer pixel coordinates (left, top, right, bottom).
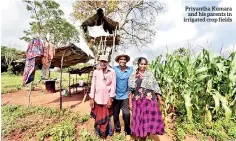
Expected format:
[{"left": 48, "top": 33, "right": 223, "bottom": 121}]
[{"left": 99, "top": 55, "right": 109, "bottom": 62}]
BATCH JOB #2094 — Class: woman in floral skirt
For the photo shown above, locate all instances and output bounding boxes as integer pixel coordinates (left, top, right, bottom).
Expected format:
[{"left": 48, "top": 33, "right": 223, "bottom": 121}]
[{"left": 128, "top": 57, "right": 165, "bottom": 141}]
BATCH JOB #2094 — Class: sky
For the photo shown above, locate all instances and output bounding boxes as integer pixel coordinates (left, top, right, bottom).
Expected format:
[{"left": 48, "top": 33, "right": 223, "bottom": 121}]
[{"left": 1, "top": 0, "right": 236, "bottom": 66}]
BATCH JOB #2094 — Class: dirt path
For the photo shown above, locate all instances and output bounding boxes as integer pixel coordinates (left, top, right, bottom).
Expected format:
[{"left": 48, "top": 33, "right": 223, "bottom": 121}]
[
  {"left": 1, "top": 89, "right": 91, "bottom": 113},
  {"left": 2, "top": 90, "right": 200, "bottom": 141}
]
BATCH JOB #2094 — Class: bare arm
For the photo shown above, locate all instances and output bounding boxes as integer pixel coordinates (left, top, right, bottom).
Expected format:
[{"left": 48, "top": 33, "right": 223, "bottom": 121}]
[
  {"left": 157, "top": 93, "right": 164, "bottom": 106},
  {"left": 89, "top": 71, "right": 96, "bottom": 108}
]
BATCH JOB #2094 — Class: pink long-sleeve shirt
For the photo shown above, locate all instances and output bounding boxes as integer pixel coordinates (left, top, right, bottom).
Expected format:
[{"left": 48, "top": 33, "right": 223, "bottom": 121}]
[{"left": 89, "top": 67, "right": 116, "bottom": 105}]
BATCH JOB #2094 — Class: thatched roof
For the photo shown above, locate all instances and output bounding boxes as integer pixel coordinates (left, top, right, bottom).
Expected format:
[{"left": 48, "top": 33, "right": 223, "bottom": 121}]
[
  {"left": 81, "top": 8, "right": 119, "bottom": 34},
  {"left": 16, "top": 43, "right": 94, "bottom": 68},
  {"left": 69, "top": 66, "right": 95, "bottom": 75},
  {"left": 51, "top": 43, "right": 94, "bottom": 68}
]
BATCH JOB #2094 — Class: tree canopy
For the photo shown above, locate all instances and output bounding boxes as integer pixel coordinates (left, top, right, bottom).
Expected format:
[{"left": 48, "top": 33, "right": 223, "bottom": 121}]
[
  {"left": 72, "top": 0, "right": 163, "bottom": 49},
  {"left": 21, "top": 0, "right": 79, "bottom": 46}
]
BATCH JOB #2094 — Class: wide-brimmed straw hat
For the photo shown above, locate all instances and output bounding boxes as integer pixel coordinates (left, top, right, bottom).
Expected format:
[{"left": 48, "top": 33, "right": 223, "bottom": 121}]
[{"left": 115, "top": 54, "right": 130, "bottom": 62}]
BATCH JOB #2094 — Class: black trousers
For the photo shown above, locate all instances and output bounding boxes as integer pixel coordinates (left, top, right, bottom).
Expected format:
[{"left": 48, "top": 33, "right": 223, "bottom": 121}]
[{"left": 113, "top": 98, "right": 131, "bottom": 135}]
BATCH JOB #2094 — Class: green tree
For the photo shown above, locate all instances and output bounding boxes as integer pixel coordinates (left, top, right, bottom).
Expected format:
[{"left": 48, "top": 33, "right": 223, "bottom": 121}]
[
  {"left": 21, "top": 0, "right": 79, "bottom": 46},
  {"left": 1, "top": 45, "right": 25, "bottom": 59},
  {"left": 72, "top": 0, "right": 163, "bottom": 49},
  {"left": 1, "top": 46, "right": 8, "bottom": 56},
  {"left": 1, "top": 45, "right": 26, "bottom": 73},
  {"left": 2, "top": 44, "right": 17, "bottom": 72}
]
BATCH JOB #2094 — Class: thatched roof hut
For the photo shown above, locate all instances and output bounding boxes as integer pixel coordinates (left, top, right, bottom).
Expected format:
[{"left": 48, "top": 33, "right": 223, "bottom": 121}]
[
  {"left": 51, "top": 43, "right": 94, "bottom": 68},
  {"left": 15, "top": 43, "right": 94, "bottom": 69}
]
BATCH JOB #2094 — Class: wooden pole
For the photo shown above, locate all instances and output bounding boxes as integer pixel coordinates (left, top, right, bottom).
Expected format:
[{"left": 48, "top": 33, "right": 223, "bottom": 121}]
[
  {"left": 82, "top": 73, "right": 91, "bottom": 103},
  {"left": 69, "top": 72, "right": 71, "bottom": 96},
  {"left": 76, "top": 74, "right": 77, "bottom": 93},
  {"left": 27, "top": 82, "right": 32, "bottom": 107},
  {"left": 72, "top": 78, "right": 74, "bottom": 94},
  {"left": 60, "top": 51, "right": 66, "bottom": 110},
  {"left": 49, "top": 69, "right": 51, "bottom": 78},
  {"left": 111, "top": 27, "right": 117, "bottom": 67}
]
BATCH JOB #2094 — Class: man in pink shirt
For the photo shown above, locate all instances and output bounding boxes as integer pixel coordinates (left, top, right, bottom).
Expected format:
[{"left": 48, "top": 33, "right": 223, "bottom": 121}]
[{"left": 89, "top": 55, "right": 116, "bottom": 138}]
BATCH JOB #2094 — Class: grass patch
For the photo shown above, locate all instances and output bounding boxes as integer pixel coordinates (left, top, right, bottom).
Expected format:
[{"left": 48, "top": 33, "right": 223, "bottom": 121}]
[
  {"left": 174, "top": 119, "right": 236, "bottom": 141},
  {"left": 37, "top": 113, "right": 91, "bottom": 141},
  {"left": 1, "top": 105, "right": 69, "bottom": 136},
  {"left": 2, "top": 105, "right": 28, "bottom": 135},
  {"left": 72, "top": 114, "right": 90, "bottom": 124},
  {"left": 1, "top": 72, "right": 23, "bottom": 94},
  {"left": 79, "top": 129, "right": 102, "bottom": 141},
  {"left": 37, "top": 121, "right": 76, "bottom": 141},
  {"left": 1, "top": 105, "right": 91, "bottom": 141},
  {"left": 78, "top": 129, "right": 127, "bottom": 141},
  {"left": 1, "top": 70, "right": 88, "bottom": 94},
  {"left": 112, "top": 131, "right": 126, "bottom": 141}
]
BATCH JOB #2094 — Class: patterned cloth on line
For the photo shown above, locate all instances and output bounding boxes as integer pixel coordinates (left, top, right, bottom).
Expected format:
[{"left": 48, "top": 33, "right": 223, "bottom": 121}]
[
  {"left": 41, "top": 41, "right": 55, "bottom": 79},
  {"left": 26, "top": 39, "right": 44, "bottom": 59},
  {"left": 131, "top": 98, "right": 165, "bottom": 137},
  {"left": 90, "top": 103, "right": 113, "bottom": 137},
  {"left": 23, "top": 39, "right": 44, "bottom": 85},
  {"left": 23, "top": 58, "right": 36, "bottom": 86}
]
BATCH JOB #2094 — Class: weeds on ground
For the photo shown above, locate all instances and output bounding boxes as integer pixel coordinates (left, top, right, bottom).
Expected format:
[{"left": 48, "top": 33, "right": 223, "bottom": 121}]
[
  {"left": 174, "top": 118, "right": 236, "bottom": 141},
  {"left": 72, "top": 114, "right": 90, "bottom": 123},
  {"left": 36, "top": 112, "right": 91, "bottom": 141},
  {"left": 2, "top": 105, "right": 27, "bottom": 135},
  {"left": 37, "top": 121, "right": 75, "bottom": 141},
  {"left": 1, "top": 105, "right": 70, "bottom": 136},
  {"left": 112, "top": 131, "right": 125, "bottom": 141},
  {"left": 79, "top": 129, "right": 102, "bottom": 141},
  {"left": 2, "top": 105, "right": 92, "bottom": 141}
]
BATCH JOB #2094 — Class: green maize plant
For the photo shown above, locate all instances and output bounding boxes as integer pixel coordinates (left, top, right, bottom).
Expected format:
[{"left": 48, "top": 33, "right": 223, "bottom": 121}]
[{"left": 149, "top": 48, "right": 236, "bottom": 124}]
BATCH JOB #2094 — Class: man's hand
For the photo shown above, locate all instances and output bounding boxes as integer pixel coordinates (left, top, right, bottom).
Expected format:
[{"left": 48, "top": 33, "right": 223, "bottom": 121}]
[
  {"left": 106, "top": 98, "right": 113, "bottom": 108},
  {"left": 90, "top": 99, "right": 95, "bottom": 109}
]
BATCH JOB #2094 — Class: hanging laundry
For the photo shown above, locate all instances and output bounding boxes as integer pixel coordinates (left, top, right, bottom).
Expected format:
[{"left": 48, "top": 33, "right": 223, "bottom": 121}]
[
  {"left": 23, "top": 39, "right": 44, "bottom": 86},
  {"left": 26, "top": 39, "right": 44, "bottom": 59},
  {"left": 41, "top": 41, "right": 55, "bottom": 79}
]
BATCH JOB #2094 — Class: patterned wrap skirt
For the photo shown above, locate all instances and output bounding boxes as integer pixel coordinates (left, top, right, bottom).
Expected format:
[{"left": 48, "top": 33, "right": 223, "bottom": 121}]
[
  {"left": 131, "top": 98, "right": 165, "bottom": 137},
  {"left": 90, "top": 103, "right": 113, "bottom": 137}
]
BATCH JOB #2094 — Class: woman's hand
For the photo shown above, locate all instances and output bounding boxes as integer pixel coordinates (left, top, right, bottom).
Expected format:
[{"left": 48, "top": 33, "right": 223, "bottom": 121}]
[
  {"left": 159, "top": 99, "right": 165, "bottom": 106},
  {"left": 128, "top": 93, "right": 133, "bottom": 111},
  {"left": 157, "top": 94, "right": 165, "bottom": 107},
  {"left": 129, "top": 101, "right": 132, "bottom": 111}
]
